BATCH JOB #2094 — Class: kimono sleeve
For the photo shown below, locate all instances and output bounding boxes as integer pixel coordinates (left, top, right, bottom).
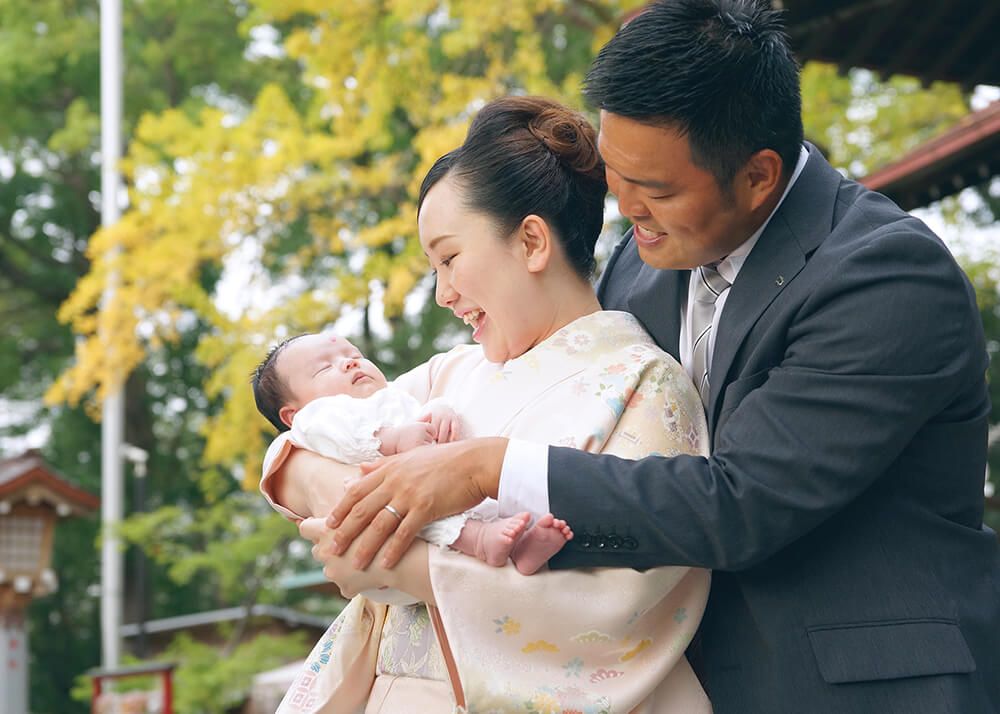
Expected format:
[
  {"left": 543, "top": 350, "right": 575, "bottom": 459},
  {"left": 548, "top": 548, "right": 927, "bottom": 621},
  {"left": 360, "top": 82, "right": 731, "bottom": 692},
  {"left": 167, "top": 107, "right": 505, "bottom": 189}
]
[
  {"left": 260, "top": 433, "right": 304, "bottom": 521},
  {"left": 601, "top": 359, "right": 710, "bottom": 461}
]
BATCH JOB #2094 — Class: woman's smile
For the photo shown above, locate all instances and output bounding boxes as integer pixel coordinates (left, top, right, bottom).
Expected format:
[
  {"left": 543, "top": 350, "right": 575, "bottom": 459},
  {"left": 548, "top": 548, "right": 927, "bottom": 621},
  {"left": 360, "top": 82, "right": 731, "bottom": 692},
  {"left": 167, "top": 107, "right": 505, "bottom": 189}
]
[{"left": 460, "top": 308, "right": 486, "bottom": 341}]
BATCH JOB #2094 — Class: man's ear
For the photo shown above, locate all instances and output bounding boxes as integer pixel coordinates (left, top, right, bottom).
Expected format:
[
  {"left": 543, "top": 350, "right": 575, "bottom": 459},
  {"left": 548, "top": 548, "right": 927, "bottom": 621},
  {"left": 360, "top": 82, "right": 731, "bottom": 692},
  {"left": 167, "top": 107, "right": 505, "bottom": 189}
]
[
  {"left": 519, "top": 214, "right": 553, "bottom": 273},
  {"left": 742, "top": 149, "right": 784, "bottom": 212},
  {"left": 279, "top": 405, "right": 297, "bottom": 429}
]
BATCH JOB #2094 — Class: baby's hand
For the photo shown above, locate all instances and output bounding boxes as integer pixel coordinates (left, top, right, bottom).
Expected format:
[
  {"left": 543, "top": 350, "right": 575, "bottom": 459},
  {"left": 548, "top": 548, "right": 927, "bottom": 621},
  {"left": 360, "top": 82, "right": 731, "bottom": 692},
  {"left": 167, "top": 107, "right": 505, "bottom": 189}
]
[
  {"left": 378, "top": 422, "right": 437, "bottom": 455},
  {"left": 420, "top": 402, "right": 462, "bottom": 443}
]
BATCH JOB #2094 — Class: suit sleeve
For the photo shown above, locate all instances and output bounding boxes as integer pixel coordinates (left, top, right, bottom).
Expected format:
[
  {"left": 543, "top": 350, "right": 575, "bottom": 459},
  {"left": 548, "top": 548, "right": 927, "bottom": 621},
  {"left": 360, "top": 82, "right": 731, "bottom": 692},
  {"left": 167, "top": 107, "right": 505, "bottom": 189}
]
[{"left": 549, "top": 229, "right": 988, "bottom": 571}]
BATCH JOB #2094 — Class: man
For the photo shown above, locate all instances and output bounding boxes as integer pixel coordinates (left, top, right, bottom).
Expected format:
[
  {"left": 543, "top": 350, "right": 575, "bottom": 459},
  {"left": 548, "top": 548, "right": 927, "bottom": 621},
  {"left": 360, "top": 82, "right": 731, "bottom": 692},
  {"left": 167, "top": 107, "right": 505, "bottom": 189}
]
[{"left": 316, "top": 1, "right": 1000, "bottom": 711}]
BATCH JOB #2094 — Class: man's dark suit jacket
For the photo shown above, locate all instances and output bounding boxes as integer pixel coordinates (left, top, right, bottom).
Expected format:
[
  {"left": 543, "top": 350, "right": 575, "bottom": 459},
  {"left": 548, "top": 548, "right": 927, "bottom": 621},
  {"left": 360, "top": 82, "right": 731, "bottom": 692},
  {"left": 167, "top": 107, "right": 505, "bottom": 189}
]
[{"left": 548, "top": 144, "right": 1000, "bottom": 713}]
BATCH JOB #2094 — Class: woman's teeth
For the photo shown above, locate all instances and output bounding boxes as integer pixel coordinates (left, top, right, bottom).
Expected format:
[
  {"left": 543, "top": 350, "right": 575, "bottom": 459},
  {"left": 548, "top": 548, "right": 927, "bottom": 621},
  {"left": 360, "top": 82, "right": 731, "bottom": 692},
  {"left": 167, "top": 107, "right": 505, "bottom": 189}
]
[{"left": 462, "top": 309, "right": 483, "bottom": 327}]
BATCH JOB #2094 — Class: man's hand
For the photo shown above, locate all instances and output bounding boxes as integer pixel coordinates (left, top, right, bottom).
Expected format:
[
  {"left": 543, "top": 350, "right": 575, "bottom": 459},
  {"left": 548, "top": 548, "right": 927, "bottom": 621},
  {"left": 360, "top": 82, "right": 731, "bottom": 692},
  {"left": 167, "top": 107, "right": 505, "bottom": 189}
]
[
  {"left": 419, "top": 402, "right": 462, "bottom": 443},
  {"left": 327, "top": 436, "right": 508, "bottom": 569}
]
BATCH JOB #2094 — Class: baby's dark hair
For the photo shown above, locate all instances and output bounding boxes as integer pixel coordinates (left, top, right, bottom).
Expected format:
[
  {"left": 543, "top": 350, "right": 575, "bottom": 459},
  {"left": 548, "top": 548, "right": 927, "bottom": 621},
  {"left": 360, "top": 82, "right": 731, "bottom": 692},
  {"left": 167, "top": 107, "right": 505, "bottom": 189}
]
[{"left": 251, "top": 334, "right": 307, "bottom": 433}]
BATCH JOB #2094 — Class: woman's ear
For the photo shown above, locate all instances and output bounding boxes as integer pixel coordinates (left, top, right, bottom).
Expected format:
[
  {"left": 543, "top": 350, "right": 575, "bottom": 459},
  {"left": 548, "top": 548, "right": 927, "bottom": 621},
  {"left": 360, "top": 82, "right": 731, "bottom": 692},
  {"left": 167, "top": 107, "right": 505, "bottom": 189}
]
[{"left": 519, "top": 214, "right": 553, "bottom": 273}]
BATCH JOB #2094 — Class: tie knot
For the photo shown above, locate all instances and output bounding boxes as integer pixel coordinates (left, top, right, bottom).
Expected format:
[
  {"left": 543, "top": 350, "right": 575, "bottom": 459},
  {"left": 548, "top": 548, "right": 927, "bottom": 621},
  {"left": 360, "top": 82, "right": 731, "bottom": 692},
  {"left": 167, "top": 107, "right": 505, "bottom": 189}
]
[{"left": 696, "top": 264, "right": 731, "bottom": 302}]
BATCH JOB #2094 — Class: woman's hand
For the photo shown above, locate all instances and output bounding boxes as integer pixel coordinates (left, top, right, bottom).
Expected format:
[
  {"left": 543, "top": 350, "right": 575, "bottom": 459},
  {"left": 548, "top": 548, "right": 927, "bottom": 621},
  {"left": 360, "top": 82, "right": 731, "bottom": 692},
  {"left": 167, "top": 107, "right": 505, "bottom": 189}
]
[
  {"left": 299, "top": 518, "right": 378, "bottom": 598},
  {"left": 326, "top": 437, "right": 508, "bottom": 569},
  {"left": 274, "top": 449, "right": 359, "bottom": 518},
  {"left": 300, "top": 517, "right": 436, "bottom": 604}
]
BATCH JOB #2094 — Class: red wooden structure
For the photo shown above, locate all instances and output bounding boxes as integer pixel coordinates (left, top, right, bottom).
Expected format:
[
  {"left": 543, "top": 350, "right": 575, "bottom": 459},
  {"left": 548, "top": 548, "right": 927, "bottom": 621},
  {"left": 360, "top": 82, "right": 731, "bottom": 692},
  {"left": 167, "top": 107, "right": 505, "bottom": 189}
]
[{"left": 89, "top": 661, "right": 176, "bottom": 714}]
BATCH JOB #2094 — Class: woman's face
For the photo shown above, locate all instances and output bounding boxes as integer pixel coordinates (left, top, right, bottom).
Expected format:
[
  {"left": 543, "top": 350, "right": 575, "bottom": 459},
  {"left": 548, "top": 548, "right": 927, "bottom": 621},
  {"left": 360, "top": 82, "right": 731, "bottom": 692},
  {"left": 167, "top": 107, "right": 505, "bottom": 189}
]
[{"left": 418, "top": 177, "right": 545, "bottom": 363}]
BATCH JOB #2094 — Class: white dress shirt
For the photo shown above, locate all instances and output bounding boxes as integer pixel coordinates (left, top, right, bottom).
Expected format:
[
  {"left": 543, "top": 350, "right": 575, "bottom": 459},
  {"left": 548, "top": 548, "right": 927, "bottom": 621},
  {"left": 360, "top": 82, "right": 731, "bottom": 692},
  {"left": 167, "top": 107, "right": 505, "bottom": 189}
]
[{"left": 498, "top": 146, "right": 810, "bottom": 517}]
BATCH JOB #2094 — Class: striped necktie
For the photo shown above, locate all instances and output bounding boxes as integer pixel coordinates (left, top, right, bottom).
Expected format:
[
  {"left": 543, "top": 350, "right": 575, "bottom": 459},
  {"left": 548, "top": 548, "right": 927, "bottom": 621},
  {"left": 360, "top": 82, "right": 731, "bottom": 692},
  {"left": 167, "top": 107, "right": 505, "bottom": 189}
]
[{"left": 691, "top": 263, "right": 731, "bottom": 407}]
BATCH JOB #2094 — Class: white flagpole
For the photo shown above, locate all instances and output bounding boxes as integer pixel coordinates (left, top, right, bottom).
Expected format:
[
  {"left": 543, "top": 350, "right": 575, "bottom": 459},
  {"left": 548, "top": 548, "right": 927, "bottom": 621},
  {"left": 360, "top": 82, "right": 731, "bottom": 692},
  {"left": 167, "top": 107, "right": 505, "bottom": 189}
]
[{"left": 99, "top": 0, "right": 124, "bottom": 670}]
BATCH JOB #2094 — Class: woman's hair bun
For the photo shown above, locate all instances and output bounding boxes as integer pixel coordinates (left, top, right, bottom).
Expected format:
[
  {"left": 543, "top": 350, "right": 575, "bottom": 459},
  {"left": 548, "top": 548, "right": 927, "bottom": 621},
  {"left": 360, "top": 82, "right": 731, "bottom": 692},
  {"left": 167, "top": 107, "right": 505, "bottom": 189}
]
[
  {"left": 528, "top": 107, "right": 602, "bottom": 176},
  {"left": 419, "top": 96, "right": 607, "bottom": 281}
]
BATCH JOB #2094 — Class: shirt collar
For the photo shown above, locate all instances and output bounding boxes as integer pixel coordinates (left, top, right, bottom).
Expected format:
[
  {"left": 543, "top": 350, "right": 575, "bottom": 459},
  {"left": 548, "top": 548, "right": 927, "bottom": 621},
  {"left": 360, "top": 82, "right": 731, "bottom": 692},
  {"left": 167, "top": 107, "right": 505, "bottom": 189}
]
[{"left": 715, "top": 145, "right": 810, "bottom": 284}]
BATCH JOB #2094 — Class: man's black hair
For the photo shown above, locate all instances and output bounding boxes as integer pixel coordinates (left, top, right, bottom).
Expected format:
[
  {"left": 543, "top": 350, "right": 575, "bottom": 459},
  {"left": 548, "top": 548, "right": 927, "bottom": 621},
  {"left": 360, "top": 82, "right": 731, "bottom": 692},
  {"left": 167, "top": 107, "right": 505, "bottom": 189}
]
[{"left": 584, "top": 0, "right": 803, "bottom": 187}]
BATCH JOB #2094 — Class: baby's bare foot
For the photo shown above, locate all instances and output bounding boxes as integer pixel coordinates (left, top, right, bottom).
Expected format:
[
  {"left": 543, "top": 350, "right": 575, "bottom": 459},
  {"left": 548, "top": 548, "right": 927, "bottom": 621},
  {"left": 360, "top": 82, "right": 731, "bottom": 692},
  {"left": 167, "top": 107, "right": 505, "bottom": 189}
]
[
  {"left": 511, "top": 513, "right": 574, "bottom": 575},
  {"left": 452, "top": 513, "right": 531, "bottom": 567}
]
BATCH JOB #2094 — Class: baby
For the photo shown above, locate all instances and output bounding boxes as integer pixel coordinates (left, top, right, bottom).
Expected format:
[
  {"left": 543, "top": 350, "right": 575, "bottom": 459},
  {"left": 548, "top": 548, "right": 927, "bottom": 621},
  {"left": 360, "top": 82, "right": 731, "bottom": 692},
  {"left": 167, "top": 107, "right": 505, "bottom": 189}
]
[{"left": 252, "top": 332, "right": 572, "bottom": 600}]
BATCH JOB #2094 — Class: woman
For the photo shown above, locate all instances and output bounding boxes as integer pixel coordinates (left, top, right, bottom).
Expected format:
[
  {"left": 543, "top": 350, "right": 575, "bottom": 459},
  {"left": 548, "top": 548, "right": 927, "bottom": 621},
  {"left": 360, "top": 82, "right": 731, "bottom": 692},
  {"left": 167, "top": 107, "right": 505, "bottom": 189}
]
[{"left": 265, "top": 96, "right": 712, "bottom": 713}]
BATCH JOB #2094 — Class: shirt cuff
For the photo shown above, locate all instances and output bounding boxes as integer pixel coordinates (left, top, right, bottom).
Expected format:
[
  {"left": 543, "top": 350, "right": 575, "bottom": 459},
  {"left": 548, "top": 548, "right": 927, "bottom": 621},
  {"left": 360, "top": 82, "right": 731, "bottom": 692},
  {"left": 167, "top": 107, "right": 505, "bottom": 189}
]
[{"left": 498, "top": 439, "right": 550, "bottom": 518}]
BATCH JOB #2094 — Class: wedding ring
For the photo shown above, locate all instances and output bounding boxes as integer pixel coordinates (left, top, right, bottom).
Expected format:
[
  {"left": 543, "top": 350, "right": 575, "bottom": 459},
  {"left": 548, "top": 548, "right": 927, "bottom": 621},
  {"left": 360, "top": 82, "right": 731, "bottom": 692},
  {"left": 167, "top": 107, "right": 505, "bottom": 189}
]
[{"left": 383, "top": 504, "right": 403, "bottom": 522}]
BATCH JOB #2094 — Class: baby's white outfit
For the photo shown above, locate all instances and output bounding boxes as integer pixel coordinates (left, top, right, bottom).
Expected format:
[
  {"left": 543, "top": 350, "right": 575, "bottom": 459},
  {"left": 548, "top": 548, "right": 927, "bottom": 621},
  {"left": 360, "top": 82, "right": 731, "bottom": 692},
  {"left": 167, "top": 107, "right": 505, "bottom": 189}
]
[{"left": 260, "top": 387, "right": 476, "bottom": 605}]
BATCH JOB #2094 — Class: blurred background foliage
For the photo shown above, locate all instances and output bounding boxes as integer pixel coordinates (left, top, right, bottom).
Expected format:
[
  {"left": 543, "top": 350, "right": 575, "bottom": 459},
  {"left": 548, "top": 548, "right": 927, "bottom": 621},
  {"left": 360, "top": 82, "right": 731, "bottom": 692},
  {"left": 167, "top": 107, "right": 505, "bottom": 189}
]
[{"left": 0, "top": 0, "right": 994, "bottom": 711}]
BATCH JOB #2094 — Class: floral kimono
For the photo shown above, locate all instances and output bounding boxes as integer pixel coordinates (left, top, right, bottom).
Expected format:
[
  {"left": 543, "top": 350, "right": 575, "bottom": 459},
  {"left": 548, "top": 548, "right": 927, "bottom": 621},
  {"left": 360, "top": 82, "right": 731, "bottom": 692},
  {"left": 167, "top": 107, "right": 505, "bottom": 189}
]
[{"left": 265, "top": 311, "right": 712, "bottom": 714}]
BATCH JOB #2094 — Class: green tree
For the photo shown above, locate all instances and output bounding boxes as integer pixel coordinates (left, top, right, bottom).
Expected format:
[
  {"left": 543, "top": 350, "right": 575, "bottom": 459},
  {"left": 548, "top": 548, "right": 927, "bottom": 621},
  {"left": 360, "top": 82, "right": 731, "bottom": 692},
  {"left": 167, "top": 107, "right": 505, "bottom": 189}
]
[
  {"left": 34, "top": 4, "right": 646, "bottom": 711},
  {"left": 0, "top": 1, "right": 299, "bottom": 711},
  {"left": 49, "top": 0, "right": 652, "bottom": 484}
]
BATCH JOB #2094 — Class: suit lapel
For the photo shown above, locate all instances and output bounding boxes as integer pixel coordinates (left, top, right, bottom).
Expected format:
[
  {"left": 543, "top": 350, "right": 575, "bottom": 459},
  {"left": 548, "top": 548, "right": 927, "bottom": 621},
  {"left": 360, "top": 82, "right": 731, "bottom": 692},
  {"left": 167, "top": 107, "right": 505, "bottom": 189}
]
[
  {"left": 707, "top": 145, "right": 842, "bottom": 424},
  {"left": 706, "top": 216, "right": 805, "bottom": 420}
]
